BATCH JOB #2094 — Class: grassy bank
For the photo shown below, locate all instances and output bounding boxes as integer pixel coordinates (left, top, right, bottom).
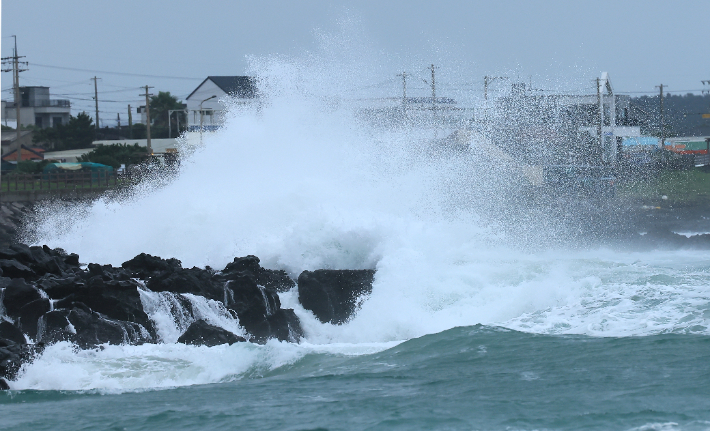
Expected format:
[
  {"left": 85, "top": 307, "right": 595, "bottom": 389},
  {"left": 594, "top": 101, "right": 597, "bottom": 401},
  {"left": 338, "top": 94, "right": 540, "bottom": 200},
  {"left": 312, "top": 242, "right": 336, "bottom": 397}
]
[{"left": 616, "top": 167, "right": 710, "bottom": 207}]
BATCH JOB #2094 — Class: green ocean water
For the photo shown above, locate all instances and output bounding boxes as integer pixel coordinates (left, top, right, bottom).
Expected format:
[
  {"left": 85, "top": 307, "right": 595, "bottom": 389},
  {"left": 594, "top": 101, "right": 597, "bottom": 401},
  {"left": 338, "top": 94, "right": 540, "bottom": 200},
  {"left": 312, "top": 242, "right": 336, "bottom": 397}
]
[{"left": 3, "top": 326, "right": 709, "bottom": 431}]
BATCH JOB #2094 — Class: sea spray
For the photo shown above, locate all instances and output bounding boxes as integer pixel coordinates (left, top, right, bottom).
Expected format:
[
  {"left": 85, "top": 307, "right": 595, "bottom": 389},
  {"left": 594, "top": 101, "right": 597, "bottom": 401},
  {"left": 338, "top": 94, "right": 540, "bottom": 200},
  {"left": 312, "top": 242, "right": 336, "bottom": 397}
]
[{"left": 139, "top": 289, "right": 245, "bottom": 344}]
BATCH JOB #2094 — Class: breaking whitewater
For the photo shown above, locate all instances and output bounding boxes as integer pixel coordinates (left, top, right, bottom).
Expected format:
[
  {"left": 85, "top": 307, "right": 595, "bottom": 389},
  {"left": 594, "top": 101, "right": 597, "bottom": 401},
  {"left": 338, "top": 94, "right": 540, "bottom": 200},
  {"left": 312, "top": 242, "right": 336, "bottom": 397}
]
[{"left": 3, "top": 47, "right": 710, "bottom": 430}]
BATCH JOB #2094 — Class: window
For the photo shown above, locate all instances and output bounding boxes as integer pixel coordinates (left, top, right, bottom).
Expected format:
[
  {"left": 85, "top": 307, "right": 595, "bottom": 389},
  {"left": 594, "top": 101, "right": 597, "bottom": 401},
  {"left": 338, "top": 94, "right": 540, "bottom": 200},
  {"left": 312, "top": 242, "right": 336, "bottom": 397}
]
[
  {"left": 53, "top": 117, "right": 63, "bottom": 127},
  {"left": 35, "top": 116, "right": 43, "bottom": 127}
]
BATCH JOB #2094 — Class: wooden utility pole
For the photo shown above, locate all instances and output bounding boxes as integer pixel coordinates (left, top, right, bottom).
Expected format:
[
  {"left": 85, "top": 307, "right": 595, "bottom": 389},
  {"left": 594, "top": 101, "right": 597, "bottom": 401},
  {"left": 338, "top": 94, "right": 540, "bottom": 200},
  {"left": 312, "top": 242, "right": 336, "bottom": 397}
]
[
  {"left": 656, "top": 84, "right": 666, "bottom": 147},
  {"left": 91, "top": 76, "right": 100, "bottom": 129},
  {"left": 2, "top": 36, "right": 29, "bottom": 166},
  {"left": 127, "top": 105, "right": 133, "bottom": 139},
  {"left": 429, "top": 64, "right": 437, "bottom": 104},
  {"left": 140, "top": 86, "right": 154, "bottom": 154},
  {"left": 396, "top": 71, "right": 407, "bottom": 113}
]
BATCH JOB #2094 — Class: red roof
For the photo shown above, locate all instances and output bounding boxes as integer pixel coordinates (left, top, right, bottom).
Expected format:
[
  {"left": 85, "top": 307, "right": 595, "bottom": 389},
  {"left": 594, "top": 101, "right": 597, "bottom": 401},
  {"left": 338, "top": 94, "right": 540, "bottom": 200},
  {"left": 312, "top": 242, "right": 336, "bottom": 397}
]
[{"left": 2, "top": 146, "right": 45, "bottom": 162}]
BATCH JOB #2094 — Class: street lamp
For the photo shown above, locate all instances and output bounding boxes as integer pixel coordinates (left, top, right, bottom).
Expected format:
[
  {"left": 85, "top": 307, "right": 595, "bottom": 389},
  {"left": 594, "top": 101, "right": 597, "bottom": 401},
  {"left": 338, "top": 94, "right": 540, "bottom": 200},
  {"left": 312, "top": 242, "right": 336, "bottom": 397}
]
[{"left": 200, "top": 95, "right": 217, "bottom": 145}]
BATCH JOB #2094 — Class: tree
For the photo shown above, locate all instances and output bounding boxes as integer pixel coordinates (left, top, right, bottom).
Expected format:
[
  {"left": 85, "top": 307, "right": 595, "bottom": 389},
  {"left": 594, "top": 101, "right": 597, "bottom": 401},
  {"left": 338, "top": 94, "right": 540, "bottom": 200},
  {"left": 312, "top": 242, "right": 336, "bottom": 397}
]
[
  {"left": 32, "top": 112, "right": 96, "bottom": 151},
  {"left": 77, "top": 143, "right": 149, "bottom": 168},
  {"left": 150, "top": 91, "right": 186, "bottom": 137}
]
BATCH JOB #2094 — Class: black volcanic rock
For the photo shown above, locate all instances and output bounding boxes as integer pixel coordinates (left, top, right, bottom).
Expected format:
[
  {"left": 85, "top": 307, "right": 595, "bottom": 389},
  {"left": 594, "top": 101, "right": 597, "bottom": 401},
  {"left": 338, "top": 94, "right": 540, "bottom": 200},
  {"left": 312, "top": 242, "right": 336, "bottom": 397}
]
[
  {"left": 0, "top": 259, "right": 35, "bottom": 279},
  {"left": 0, "top": 334, "right": 38, "bottom": 382},
  {"left": 147, "top": 267, "right": 221, "bottom": 299},
  {"left": 39, "top": 307, "right": 151, "bottom": 348},
  {"left": 52, "top": 277, "right": 155, "bottom": 339},
  {"left": 0, "top": 377, "right": 9, "bottom": 390},
  {"left": 0, "top": 320, "right": 26, "bottom": 346},
  {"left": 17, "top": 298, "right": 51, "bottom": 340},
  {"left": 221, "top": 255, "right": 295, "bottom": 292},
  {"left": 3, "top": 278, "right": 43, "bottom": 319},
  {"left": 121, "top": 253, "right": 182, "bottom": 279},
  {"left": 0, "top": 247, "right": 311, "bottom": 383},
  {"left": 0, "top": 244, "right": 80, "bottom": 279},
  {"left": 222, "top": 274, "right": 296, "bottom": 343},
  {"left": 177, "top": 320, "right": 246, "bottom": 346},
  {"left": 298, "top": 269, "right": 375, "bottom": 324}
]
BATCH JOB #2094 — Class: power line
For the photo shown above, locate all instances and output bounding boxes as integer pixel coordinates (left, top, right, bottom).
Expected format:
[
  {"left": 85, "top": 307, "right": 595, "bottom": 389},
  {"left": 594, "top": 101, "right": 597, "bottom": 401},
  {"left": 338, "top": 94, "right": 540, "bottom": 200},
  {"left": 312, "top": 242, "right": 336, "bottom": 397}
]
[{"left": 30, "top": 62, "right": 201, "bottom": 81}]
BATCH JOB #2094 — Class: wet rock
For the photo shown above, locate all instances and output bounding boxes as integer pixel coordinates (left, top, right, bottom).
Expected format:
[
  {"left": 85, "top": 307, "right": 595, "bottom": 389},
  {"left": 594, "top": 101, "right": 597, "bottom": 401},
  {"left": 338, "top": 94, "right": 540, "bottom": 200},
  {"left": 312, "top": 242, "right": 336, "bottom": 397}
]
[
  {"left": 17, "top": 298, "right": 51, "bottom": 340},
  {"left": 36, "top": 275, "right": 85, "bottom": 301},
  {"left": 147, "top": 267, "right": 221, "bottom": 299},
  {"left": 0, "top": 320, "right": 26, "bottom": 346},
  {"left": 297, "top": 269, "right": 376, "bottom": 324},
  {"left": 241, "top": 308, "right": 303, "bottom": 343},
  {"left": 177, "top": 320, "right": 246, "bottom": 346},
  {"left": 0, "top": 377, "right": 9, "bottom": 390},
  {"left": 121, "top": 253, "right": 182, "bottom": 279},
  {"left": 222, "top": 255, "right": 295, "bottom": 292},
  {"left": 0, "top": 259, "right": 35, "bottom": 280},
  {"left": 53, "top": 277, "right": 155, "bottom": 339},
  {"left": 39, "top": 307, "right": 151, "bottom": 348},
  {"left": 0, "top": 244, "right": 78, "bottom": 279},
  {"left": 222, "top": 273, "right": 303, "bottom": 343},
  {"left": 0, "top": 337, "right": 37, "bottom": 382},
  {"left": 2, "top": 278, "right": 42, "bottom": 318}
]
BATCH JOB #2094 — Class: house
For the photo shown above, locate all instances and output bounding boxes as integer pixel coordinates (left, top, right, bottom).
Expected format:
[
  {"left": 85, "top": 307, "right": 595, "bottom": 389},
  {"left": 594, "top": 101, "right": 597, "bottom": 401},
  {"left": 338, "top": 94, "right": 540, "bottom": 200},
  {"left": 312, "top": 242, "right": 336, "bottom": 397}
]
[
  {"left": 2, "top": 86, "right": 71, "bottom": 129},
  {"left": 1, "top": 130, "right": 34, "bottom": 157},
  {"left": 1, "top": 145, "right": 45, "bottom": 163},
  {"left": 185, "top": 76, "right": 258, "bottom": 131},
  {"left": 492, "top": 72, "right": 641, "bottom": 166}
]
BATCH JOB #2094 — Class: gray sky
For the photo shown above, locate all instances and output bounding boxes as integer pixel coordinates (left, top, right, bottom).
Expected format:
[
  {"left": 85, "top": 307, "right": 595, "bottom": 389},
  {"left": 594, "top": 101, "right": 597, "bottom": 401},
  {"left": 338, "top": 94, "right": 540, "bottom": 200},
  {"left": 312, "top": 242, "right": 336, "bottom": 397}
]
[{"left": 3, "top": 0, "right": 709, "bottom": 127}]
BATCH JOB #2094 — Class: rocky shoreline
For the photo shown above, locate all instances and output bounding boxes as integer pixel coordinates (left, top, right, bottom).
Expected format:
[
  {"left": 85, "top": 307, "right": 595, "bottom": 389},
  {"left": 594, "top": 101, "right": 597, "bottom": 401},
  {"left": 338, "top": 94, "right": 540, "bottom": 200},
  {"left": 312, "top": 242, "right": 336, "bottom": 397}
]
[{"left": 0, "top": 244, "right": 375, "bottom": 389}]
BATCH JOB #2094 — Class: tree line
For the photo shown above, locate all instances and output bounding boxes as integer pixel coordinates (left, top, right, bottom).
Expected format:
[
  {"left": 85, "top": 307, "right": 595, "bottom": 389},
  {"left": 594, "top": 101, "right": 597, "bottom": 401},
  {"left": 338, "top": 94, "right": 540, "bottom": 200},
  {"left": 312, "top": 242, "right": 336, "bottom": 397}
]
[{"left": 28, "top": 91, "right": 186, "bottom": 151}]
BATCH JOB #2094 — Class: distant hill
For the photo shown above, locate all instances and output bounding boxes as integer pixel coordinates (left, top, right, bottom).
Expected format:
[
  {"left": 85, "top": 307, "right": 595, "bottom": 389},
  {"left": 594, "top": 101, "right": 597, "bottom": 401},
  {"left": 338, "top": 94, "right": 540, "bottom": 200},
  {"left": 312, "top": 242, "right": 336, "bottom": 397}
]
[{"left": 629, "top": 93, "right": 710, "bottom": 137}]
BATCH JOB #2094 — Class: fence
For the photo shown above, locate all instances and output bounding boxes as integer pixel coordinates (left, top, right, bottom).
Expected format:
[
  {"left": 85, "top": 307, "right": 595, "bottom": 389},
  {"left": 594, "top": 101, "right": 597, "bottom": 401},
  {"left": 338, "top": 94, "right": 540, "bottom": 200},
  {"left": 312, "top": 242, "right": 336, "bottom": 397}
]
[
  {"left": 0, "top": 171, "right": 128, "bottom": 192},
  {"left": 695, "top": 153, "right": 710, "bottom": 167}
]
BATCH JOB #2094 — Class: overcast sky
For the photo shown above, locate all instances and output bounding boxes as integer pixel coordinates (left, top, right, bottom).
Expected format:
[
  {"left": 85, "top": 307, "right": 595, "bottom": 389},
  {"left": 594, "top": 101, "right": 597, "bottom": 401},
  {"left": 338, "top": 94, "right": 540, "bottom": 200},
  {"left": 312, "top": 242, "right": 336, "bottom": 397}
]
[{"left": 2, "top": 0, "right": 709, "bottom": 127}]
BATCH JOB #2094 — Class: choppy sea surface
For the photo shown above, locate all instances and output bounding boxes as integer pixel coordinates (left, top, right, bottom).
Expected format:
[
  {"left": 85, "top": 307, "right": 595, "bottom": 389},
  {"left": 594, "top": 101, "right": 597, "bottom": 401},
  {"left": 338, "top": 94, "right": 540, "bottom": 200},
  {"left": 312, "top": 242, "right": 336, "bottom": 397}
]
[
  {"left": 3, "top": 249, "right": 709, "bottom": 431},
  {"left": 5, "top": 30, "right": 710, "bottom": 430}
]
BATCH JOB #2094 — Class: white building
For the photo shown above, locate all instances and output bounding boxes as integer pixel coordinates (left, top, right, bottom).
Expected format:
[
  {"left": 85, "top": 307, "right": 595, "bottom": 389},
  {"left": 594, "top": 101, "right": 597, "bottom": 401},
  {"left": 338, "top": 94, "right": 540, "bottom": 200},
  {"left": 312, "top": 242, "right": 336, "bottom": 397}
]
[
  {"left": 185, "top": 76, "right": 258, "bottom": 131},
  {"left": 2, "top": 86, "right": 71, "bottom": 129}
]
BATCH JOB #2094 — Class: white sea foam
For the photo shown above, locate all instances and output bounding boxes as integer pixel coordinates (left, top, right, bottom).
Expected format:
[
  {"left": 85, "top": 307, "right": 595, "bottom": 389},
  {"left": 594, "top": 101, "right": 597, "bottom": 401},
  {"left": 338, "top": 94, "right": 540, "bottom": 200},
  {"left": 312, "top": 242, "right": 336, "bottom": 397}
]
[
  {"left": 9, "top": 338, "right": 401, "bottom": 392},
  {"left": 138, "top": 289, "right": 246, "bottom": 343}
]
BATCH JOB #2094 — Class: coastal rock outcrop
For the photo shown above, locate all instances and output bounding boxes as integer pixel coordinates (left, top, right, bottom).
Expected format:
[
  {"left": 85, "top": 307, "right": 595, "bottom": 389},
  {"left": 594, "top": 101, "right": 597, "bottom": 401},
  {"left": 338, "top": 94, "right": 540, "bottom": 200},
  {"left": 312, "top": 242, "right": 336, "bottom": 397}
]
[
  {"left": 177, "top": 320, "right": 246, "bottom": 346},
  {"left": 0, "top": 245, "right": 379, "bottom": 386},
  {"left": 297, "top": 269, "right": 376, "bottom": 324},
  {"left": 0, "top": 246, "right": 309, "bottom": 385}
]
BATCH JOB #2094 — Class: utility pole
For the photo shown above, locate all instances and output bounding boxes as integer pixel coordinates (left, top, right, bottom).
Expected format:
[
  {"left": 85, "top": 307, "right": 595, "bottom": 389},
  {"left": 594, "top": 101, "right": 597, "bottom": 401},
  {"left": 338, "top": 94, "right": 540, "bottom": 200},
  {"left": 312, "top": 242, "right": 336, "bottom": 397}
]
[
  {"left": 396, "top": 71, "right": 407, "bottom": 113},
  {"left": 597, "top": 77, "right": 603, "bottom": 153},
  {"left": 117, "top": 113, "right": 121, "bottom": 134},
  {"left": 2, "top": 36, "right": 29, "bottom": 166},
  {"left": 656, "top": 84, "right": 666, "bottom": 147},
  {"left": 141, "top": 86, "right": 154, "bottom": 154},
  {"left": 128, "top": 105, "right": 133, "bottom": 139},
  {"left": 91, "top": 76, "right": 101, "bottom": 130},
  {"left": 429, "top": 64, "right": 437, "bottom": 105}
]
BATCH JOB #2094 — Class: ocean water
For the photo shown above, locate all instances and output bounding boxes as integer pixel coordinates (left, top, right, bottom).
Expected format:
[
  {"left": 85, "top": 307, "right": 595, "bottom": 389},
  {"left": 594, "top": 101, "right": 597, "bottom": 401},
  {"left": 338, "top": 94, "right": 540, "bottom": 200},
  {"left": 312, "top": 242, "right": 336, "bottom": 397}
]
[{"left": 4, "top": 31, "right": 710, "bottom": 430}]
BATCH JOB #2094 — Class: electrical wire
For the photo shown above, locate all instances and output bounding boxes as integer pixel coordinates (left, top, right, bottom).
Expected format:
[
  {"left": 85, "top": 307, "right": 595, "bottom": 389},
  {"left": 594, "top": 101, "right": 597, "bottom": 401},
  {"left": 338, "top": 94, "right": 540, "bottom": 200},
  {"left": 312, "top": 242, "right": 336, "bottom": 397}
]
[{"left": 30, "top": 62, "right": 201, "bottom": 81}]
